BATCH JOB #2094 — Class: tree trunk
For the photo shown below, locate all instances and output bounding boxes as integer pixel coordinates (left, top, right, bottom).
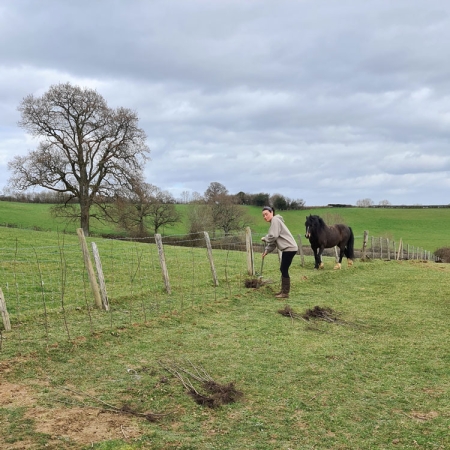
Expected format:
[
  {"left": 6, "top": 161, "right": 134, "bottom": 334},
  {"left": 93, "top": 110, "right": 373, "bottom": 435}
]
[
  {"left": 139, "top": 217, "right": 146, "bottom": 236},
  {"left": 80, "top": 201, "right": 90, "bottom": 237}
]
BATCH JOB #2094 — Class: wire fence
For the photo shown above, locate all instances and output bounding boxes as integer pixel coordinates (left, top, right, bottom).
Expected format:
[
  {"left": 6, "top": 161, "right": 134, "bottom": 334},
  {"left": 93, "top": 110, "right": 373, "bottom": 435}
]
[
  {"left": 0, "top": 230, "right": 261, "bottom": 354},
  {"left": 302, "top": 232, "right": 438, "bottom": 262},
  {"left": 0, "top": 228, "right": 438, "bottom": 354}
]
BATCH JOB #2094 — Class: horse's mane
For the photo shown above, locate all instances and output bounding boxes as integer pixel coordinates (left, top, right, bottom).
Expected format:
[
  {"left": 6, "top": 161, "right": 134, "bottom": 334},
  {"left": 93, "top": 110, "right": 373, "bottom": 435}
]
[{"left": 308, "top": 215, "right": 326, "bottom": 230}]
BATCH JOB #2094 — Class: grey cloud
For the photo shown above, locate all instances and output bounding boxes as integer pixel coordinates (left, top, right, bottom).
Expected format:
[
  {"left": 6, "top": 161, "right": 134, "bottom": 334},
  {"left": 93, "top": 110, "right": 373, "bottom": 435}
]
[{"left": 1, "top": 0, "right": 450, "bottom": 205}]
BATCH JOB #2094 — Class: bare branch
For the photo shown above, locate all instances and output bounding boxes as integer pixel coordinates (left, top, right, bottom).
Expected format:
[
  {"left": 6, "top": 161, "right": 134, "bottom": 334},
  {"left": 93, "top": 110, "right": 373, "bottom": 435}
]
[{"left": 9, "top": 82, "right": 150, "bottom": 235}]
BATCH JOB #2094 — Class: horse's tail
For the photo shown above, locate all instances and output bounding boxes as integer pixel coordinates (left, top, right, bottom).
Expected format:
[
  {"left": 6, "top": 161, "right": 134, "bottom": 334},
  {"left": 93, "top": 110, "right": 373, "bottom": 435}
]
[{"left": 345, "top": 227, "right": 355, "bottom": 259}]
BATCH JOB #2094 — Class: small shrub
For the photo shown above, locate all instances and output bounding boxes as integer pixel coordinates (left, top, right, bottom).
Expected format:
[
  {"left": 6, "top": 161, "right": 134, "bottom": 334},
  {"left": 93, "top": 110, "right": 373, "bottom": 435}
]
[{"left": 434, "top": 247, "right": 450, "bottom": 262}]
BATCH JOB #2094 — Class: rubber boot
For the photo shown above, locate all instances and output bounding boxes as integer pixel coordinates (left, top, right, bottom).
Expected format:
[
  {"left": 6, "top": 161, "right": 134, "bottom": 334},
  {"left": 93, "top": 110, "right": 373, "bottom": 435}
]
[
  {"left": 274, "top": 277, "right": 283, "bottom": 296},
  {"left": 275, "top": 277, "right": 290, "bottom": 299}
]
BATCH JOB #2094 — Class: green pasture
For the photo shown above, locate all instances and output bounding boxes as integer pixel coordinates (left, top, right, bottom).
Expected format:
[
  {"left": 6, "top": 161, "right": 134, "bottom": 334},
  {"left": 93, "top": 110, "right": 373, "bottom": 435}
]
[
  {"left": 1, "top": 201, "right": 450, "bottom": 252},
  {"left": 0, "top": 201, "right": 68, "bottom": 232},
  {"left": 243, "top": 206, "right": 450, "bottom": 252},
  {"left": 0, "top": 223, "right": 449, "bottom": 449}
]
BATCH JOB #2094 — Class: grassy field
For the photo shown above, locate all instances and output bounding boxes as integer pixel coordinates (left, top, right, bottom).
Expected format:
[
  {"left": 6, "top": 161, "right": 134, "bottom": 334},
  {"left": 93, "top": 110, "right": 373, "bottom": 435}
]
[
  {"left": 0, "top": 219, "right": 449, "bottom": 449},
  {"left": 241, "top": 206, "right": 450, "bottom": 252},
  {"left": 0, "top": 255, "right": 449, "bottom": 448},
  {"left": 1, "top": 201, "right": 450, "bottom": 251}
]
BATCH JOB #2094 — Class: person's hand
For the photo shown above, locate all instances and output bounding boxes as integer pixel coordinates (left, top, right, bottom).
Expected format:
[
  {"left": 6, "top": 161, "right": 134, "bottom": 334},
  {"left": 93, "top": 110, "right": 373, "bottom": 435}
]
[{"left": 262, "top": 251, "right": 267, "bottom": 258}]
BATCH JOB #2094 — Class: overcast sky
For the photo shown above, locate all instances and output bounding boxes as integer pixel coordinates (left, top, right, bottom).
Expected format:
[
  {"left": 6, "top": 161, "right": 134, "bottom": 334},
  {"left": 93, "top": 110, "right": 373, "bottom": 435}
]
[{"left": 1, "top": 0, "right": 450, "bottom": 206}]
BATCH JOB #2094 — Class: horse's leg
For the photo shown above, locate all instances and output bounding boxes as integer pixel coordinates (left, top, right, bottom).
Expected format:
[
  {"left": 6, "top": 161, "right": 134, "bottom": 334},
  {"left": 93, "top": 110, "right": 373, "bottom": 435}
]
[
  {"left": 313, "top": 247, "right": 320, "bottom": 269},
  {"left": 344, "top": 246, "right": 353, "bottom": 267},
  {"left": 334, "top": 245, "right": 345, "bottom": 269},
  {"left": 345, "top": 227, "right": 355, "bottom": 267},
  {"left": 319, "top": 247, "right": 325, "bottom": 269},
  {"left": 344, "top": 247, "right": 354, "bottom": 266}
]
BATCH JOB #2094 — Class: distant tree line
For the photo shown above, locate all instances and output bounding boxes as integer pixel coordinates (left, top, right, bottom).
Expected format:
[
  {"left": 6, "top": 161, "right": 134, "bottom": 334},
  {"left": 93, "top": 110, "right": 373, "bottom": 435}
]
[
  {"left": 354, "top": 198, "right": 450, "bottom": 208},
  {"left": 1, "top": 190, "right": 77, "bottom": 204},
  {"left": 1, "top": 181, "right": 305, "bottom": 239},
  {"left": 179, "top": 189, "right": 305, "bottom": 211}
]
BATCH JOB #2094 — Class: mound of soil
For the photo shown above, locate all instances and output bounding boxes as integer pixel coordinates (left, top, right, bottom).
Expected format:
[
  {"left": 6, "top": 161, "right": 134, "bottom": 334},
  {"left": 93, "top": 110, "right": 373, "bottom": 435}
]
[
  {"left": 278, "top": 305, "right": 340, "bottom": 323},
  {"left": 244, "top": 278, "right": 261, "bottom": 288},
  {"left": 188, "top": 381, "right": 243, "bottom": 408},
  {"left": 278, "top": 305, "right": 298, "bottom": 318},
  {"left": 302, "top": 305, "right": 337, "bottom": 321}
]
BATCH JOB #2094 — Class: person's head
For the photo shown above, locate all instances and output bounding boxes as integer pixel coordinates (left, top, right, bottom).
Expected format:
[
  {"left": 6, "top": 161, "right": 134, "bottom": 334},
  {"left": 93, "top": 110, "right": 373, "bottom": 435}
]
[{"left": 262, "top": 206, "right": 275, "bottom": 222}]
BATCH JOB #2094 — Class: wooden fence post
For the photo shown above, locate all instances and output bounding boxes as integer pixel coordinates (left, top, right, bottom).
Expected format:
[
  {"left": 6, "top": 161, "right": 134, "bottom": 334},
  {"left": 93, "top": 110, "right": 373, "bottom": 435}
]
[
  {"left": 397, "top": 239, "right": 403, "bottom": 260},
  {"left": 361, "top": 230, "right": 368, "bottom": 260},
  {"left": 204, "top": 232, "right": 219, "bottom": 287},
  {"left": 91, "top": 243, "right": 110, "bottom": 311},
  {"left": 0, "top": 288, "right": 11, "bottom": 332},
  {"left": 155, "top": 234, "right": 171, "bottom": 294},
  {"left": 297, "top": 234, "right": 304, "bottom": 267},
  {"left": 77, "top": 228, "right": 102, "bottom": 309},
  {"left": 245, "top": 227, "right": 254, "bottom": 276},
  {"left": 387, "top": 239, "right": 390, "bottom": 260}
]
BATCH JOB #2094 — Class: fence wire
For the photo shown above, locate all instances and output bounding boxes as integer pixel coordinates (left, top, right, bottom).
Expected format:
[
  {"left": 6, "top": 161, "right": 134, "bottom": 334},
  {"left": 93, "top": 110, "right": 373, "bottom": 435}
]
[
  {"left": 0, "top": 231, "right": 256, "bottom": 354},
  {"left": 0, "top": 229, "right": 436, "bottom": 354}
]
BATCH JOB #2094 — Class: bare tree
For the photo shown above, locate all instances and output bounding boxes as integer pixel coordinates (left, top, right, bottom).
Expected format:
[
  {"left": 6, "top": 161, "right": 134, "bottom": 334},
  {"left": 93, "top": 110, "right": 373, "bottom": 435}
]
[
  {"left": 211, "top": 197, "right": 251, "bottom": 234},
  {"left": 187, "top": 203, "right": 214, "bottom": 235},
  {"left": 288, "top": 198, "right": 306, "bottom": 210},
  {"left": 111, "top": 181, "right": 154, "bottom": 237},
  {"left": 112, "top": 182, "right": 181, "bottom": 236},
  {"left": 204, "top": 182, "right": 228, "bottom": 202},
  {"left": 203, "top": 182, "right": 251, "bottom": 235},
  {"left": 8, "top": 82, "right": 150, "bottom": 236},
  {"left": 356, "top": 198, "right": 374, "bottom": 207},
  {"left": 146, "top": 189, "right": 182, "bottom": 234},
  {"left": 190, "top": 191, "right": 204, "bottom": 202},
  {"left": 180, "top": 190, "right": 191, "bottom": 204}
]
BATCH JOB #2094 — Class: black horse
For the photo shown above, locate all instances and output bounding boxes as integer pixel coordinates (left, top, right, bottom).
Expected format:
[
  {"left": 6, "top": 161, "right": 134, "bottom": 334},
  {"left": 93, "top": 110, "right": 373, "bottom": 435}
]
[{"left": 305, "top": 215, "right": 355, "bottom": 269}]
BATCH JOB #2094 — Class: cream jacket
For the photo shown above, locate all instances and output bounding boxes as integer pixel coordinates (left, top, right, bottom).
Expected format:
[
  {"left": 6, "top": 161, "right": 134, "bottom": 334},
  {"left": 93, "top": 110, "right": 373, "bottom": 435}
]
[{"left": 263, "top": 215, "right": 298, "bottom": 254}]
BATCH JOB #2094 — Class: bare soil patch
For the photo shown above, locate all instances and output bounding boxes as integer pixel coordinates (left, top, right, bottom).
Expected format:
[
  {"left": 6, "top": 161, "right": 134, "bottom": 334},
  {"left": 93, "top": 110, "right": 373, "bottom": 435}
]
[
  {"left": 0, "top": 378, "right": 143, "bottom": 447},
  {"left": 0, "top": 381, "right": 36, "bottom": 408},
  {"left": 26, "top": 406, "right": 142, "bottom": 444}
]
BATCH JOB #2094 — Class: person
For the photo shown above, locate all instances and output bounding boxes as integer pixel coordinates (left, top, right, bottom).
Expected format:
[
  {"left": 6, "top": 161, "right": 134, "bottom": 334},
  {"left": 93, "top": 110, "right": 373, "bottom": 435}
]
[{"left": 261, "top": 206, "right": 298, "bottom": 299}]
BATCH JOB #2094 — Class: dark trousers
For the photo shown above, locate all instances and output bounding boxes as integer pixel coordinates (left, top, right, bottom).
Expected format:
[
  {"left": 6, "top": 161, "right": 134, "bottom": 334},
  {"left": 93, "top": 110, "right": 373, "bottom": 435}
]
[{"left": 280, "top": 251, "right": 296, "bottom": 278}]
